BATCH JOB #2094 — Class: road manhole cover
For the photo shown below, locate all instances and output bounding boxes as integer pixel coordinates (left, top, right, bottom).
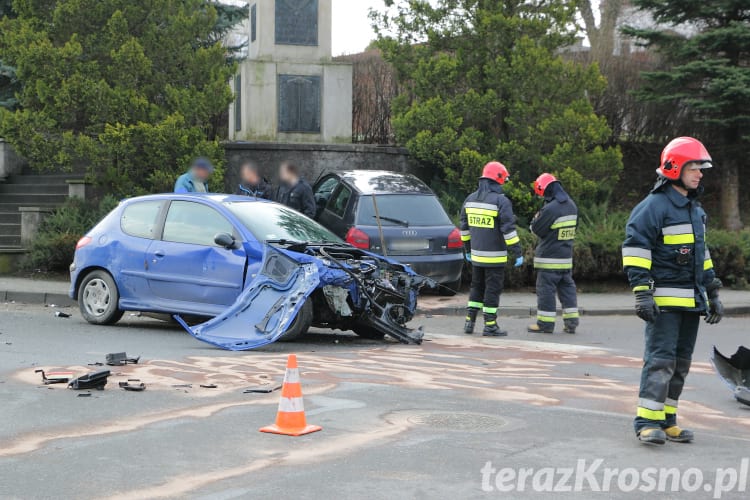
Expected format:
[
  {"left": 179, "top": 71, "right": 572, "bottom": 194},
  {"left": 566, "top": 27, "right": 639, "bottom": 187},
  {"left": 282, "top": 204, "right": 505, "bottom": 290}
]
[{"left": 406, "top": 412, "right": 507, "bottom": 432}]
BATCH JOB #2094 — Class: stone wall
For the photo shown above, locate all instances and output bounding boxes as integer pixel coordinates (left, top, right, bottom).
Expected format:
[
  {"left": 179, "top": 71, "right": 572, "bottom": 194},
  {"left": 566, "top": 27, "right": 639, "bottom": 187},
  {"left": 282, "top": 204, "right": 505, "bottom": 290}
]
[{"left": 223, "top": 141, "right": 421, "bottom": 193}]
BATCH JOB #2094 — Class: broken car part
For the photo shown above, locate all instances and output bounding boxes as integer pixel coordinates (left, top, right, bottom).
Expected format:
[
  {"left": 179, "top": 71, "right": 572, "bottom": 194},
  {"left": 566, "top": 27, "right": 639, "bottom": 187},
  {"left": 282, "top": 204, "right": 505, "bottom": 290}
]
[
  {"left": 68, "top": 370, "right": 110, "bottom": 390},
  {"left": 119, "top": 379, "right": 146, "bottom": 391},
  {"left": 35, "top": 369, "right": 75, "bottom": 385},
  {"left": 710, "top": 346, "right": 750, "bottom": 407},
  {"left": 106, "top": 352, "right": 140, "bottom": 366},
  {"left": 177, "top": 243, "right": 432, "bottom": 350}
]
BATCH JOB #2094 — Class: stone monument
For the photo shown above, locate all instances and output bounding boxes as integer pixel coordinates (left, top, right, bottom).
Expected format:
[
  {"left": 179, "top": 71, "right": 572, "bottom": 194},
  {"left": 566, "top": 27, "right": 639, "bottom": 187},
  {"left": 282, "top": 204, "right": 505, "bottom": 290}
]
[{"left": 228, "top": 0, "right": 353, "bottom": 143}]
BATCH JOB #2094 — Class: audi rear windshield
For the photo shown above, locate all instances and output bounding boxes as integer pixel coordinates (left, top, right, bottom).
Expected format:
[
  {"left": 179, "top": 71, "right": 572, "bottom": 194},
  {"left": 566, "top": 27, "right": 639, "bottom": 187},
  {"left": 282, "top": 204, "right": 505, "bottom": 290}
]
[
  {"left": 224, "top": 201, "right": 342, "bottom": 243},
  {"left": 356, "top": 195, "right": 452, "bottom": 226}
]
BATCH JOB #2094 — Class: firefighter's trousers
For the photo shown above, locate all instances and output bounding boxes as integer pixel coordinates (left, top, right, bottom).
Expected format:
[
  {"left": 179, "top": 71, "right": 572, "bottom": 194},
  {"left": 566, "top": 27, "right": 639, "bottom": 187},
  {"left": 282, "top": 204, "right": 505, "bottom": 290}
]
[{"left": 634, "top": 311, "right": 699, "bottom": 432}]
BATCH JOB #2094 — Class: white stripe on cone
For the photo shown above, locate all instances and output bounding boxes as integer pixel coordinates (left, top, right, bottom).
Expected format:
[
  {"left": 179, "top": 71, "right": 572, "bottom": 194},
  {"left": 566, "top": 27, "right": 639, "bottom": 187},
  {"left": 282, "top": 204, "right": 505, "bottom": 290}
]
[
  {"left": 278, "top": 397, "right": 305, "bottom": 413},
  {"left": 284, "top": 368, "right": 300, "bottom": 384}
]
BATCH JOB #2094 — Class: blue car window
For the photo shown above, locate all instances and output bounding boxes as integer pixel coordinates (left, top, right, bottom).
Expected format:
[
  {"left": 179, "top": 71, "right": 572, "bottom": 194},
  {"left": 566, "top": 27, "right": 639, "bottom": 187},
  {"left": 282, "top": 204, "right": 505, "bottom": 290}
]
[
  {"left": 121, "top": 201, "right": 164, "bottom": 239},
  {"left": 163, "top": 201, "right": 234, "bottom": 246}
]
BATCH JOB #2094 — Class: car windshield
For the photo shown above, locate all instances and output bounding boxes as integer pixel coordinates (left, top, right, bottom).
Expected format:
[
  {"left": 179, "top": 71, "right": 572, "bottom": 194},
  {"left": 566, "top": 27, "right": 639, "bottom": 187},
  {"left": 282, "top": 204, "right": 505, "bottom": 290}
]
[
  {"left": 356, "top": 194, "right": 452, "bottom": 226},
  {"left": 224, "top": 201, "right": 342, "bottom": 243}
]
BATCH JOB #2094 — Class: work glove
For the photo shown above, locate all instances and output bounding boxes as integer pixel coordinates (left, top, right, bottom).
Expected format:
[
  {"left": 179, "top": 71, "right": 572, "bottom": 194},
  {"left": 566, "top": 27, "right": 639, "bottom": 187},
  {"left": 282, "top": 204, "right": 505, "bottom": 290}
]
[
  {"left": 705, "top": 278, "right": 724, "bottom": 324},
  {"left": 705, "top": 297, "right": 724, "bottom": 324},
  {"left": 465, "top": 253, "right": 472, "bottom": 263},
  {"left": 514, "top": 256, "right": 524, "bottom": 268},
  {"left": 634, "top": 289, "right": 659, "bottom": 323}
]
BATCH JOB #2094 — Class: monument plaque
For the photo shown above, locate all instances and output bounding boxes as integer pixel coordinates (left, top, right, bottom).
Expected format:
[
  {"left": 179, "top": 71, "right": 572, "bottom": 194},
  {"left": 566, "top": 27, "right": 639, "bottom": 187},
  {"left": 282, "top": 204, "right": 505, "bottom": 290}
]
[
  {"left": 275, "top": 0, "right": 318, "bottom": 46},
  {"left": 278, "top": 75, "right": 321, "bottom": 133}
]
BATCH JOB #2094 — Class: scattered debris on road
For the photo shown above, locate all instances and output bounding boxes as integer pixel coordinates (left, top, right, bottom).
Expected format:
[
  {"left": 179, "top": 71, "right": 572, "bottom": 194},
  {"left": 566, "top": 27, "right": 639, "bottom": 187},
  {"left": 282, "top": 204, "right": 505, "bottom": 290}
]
[
  {"left": 68, "top": 370, "right": 110, "bottom": 390},
  {"left": 119, "top": 379, "right": 146, "bottom": 391},
  {"left": 54, "top": 311, "right": 71, "bottom": 318},
  {"left": 106, "top": 352, "right": 140, "bottom": 366},
  {"left": 35, "top": 369, "right": 74, "bottom": 385}
]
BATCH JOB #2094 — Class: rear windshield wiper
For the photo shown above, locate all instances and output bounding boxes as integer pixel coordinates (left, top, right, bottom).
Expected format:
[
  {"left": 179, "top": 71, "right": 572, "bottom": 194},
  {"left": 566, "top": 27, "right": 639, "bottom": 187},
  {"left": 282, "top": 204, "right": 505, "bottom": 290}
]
[{"left": 372, "top": 215, "right": 409, "bottom": 227}]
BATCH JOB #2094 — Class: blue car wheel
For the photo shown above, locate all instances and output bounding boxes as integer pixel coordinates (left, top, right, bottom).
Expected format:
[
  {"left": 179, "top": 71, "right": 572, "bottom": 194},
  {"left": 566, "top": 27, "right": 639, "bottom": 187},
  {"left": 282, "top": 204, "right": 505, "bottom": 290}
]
[{"left": 78, "top": 270, "right": 124, "bottom": 325}]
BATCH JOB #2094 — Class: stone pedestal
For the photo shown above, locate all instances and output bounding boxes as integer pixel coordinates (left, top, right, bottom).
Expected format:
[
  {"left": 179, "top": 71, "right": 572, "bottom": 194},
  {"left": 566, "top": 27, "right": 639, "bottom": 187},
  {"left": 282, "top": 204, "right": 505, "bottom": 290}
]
[
  {"left": 228, "top": 0, "right": 353, "bottom": 143},
  {"left": 20, "top": 207, "right": 53, "bottom": 246},
  {"left": 0, "top": 138, "right": 25, "bottom": 181}
]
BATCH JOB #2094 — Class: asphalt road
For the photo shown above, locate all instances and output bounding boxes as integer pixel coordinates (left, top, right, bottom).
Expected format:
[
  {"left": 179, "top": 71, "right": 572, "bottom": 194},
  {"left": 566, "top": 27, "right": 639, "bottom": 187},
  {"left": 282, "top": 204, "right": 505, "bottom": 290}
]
[{"left": 1, "top": 303, "right": 749, "bottom": 499}]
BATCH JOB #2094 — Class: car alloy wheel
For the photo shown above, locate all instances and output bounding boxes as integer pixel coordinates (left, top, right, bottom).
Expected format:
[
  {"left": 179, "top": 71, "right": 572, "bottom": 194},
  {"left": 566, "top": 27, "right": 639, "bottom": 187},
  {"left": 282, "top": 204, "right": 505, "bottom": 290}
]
[{"left": 82, "top": 278, "right": 111, "bottom": 317}]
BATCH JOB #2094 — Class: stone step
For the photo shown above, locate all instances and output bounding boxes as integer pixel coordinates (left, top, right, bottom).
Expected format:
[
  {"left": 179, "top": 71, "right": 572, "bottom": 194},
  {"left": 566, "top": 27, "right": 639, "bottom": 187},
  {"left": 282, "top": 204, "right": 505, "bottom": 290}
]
[
  {"left": 0, "top": 212, "right": 21, "bottom": 224},
  {"left": 0, "top": 234, "right": 22, "bottom": 247},
  {"left": 0, "top": 193, "right": 69, "bottom": 205},
  {"left": 0, "top": 203, "right": 59, "bottom": 213},
  {"left": 8, "top": 173, "right": 84, "bottom": 183},
  {"left": 0, "top": 223, "right": 21, "bottom": 236},
  {"left": 0, "top": 183, "right": 69, "bottom": 195}
]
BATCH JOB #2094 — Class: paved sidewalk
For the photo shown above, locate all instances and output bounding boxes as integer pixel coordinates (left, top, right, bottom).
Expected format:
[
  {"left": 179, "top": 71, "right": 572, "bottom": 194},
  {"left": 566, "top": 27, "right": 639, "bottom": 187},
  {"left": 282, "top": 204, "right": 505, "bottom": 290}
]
[{"left": 2, "top": 276, "right": 749, "bottom": 316}]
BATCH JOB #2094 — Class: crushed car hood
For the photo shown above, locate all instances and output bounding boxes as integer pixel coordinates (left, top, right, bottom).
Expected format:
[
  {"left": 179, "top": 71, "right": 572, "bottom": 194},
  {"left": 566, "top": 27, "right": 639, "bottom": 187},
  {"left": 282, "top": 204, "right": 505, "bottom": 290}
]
[
  {"left": 710, "top": 345, "right": 750, "bottom": 407},
  {"left": 175, "top": 246, "right": 321, "bottom": 350},
  {"left": 177, "top": 243, "right": 429, "bottom": 350}
]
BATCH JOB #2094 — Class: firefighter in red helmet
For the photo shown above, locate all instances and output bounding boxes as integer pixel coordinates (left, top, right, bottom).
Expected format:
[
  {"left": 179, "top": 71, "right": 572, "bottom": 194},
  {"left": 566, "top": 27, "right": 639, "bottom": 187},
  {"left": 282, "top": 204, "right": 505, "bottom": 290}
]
[
  {"left": 622, "top": 137, "right": 724, "bottom": 445},
  {"left": 528, "top": 173, "right": 579, "bottom": 334},
  {"left": 460, "top": 162, "right": 524, "bottom": 336}
]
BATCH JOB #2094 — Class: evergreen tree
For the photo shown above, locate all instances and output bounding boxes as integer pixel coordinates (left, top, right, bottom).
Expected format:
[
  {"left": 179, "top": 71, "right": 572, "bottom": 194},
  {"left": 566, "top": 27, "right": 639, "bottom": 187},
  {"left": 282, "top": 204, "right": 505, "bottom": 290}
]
[
  {"left": 624, "top": 0, "right": 750, "bottom": 230},
  {"left": 0, "top": 0, "right": 241, "bottom": 196},
  {"left": 372, "top": 0, "right": 622, "bottom": 219}
]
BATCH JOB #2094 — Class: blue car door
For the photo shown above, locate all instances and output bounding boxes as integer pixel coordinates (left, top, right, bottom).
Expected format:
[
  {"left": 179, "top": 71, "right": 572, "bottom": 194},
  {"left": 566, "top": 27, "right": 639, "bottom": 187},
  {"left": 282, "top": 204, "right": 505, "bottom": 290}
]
[{"left": 145, "top": 200, "right": 247, "bottom": 314}]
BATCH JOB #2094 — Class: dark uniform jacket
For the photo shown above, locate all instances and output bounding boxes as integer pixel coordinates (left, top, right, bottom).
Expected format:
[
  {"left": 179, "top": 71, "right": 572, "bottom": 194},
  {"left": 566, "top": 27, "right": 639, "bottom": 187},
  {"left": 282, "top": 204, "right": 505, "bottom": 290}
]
[
  {"left": 460, "top": 179, "right": 521, "bottom": 268},
  {"left": 622, "top": 183, "right": 716, "bottom": 312},
  {"left": 237, "top": 178, "right": 272, "bottom": 200},
  {"left": 530, "top": 183, "right": 578, "bottom": 271},
  {"left": 275, "top": 178, "right": 317, "bottom": 219}
]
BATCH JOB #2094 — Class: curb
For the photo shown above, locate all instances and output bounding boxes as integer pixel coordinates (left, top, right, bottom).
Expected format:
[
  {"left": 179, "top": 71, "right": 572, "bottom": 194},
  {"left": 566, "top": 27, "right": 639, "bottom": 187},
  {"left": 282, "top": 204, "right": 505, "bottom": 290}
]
[
  {"left": 417, "top": 305, "right": 750, "bottom": 317},
  {"left": 4, "top": 290, "right": 749, "bottom": 317},
  {"left": 1, "top": 290, "right": 75, "bottom": 307}
]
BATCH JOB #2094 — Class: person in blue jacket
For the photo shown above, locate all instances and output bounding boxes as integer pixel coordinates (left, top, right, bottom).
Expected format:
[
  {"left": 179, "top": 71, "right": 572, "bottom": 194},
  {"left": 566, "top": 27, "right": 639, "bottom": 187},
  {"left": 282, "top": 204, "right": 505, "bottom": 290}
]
[
  {"left": 174, "top": 158, "right": 213, "bottom": 193},
  {"left": 236, "top": 161, "right": 272, "bottom": 199},
  {"left": 622, "top": 137, "right": 724, "bottom": 446}
]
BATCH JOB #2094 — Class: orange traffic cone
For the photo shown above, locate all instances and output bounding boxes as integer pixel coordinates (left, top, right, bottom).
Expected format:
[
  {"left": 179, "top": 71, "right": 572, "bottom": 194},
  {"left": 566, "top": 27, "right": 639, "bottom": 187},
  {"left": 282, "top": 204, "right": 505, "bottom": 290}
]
[{"left": 260, "top": 354, "right": 322, "bottom": 436}]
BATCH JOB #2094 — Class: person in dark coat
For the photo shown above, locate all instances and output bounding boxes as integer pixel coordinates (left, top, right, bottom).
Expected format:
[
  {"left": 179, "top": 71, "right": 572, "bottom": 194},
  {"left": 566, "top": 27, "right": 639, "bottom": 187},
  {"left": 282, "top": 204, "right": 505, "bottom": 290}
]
[
  {"left": 236, "top": 162, "right": 272, "bottom": 199},
  {"left": 275, "top": 162, "right": 316, "bottom": 218}
]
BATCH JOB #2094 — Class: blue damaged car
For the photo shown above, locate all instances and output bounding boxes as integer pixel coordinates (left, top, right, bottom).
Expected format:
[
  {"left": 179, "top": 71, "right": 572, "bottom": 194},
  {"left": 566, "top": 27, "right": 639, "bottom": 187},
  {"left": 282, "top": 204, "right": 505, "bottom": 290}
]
[{"left": 69, "top": 194, "right": 431, "bottom": 350}]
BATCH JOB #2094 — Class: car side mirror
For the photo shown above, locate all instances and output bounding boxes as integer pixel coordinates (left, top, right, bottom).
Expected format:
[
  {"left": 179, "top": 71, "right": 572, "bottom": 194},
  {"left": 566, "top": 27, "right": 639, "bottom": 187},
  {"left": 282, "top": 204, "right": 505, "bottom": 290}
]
[{"left": 214, "top": 233, "right": 238, "bottom": 250}]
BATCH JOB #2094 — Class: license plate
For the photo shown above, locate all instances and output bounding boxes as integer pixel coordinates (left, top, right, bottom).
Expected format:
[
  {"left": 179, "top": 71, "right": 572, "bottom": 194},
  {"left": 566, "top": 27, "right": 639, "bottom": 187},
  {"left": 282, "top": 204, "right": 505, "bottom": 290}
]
[{"left": 389, "top": 239, "right": 430, "bottom": 251}]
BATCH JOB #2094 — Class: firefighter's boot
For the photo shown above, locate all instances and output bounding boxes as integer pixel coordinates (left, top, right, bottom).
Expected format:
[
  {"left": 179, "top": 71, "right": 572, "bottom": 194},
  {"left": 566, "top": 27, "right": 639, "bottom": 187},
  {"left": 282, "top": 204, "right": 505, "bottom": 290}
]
[
  {"left": 527, "top": 323, "right": 554, "bottom": 334},
  {"left": 482, "top": 314, "right": 507, "bottom": 337},
  {"left": 637, "top": 427, "right": 667, "bottom": 445},
  {"left": 664, "top": 426, "right": 694, "bottom": 443},
  {"left": 464, "top": 308, "right": 479, "bottom": 335}
]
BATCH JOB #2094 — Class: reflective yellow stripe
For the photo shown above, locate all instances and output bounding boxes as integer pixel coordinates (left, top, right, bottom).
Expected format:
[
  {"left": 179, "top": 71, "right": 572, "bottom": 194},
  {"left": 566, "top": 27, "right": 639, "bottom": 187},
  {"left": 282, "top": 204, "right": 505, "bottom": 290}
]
[
  {"left": 537, "top": 316, "right": 556, "bottom": 323},
  {"left": 465, "top": 208, "right": 498, "bottom": 217},
  {"left": 461, "top": 234, "right": 471, "bottom": 241},
  {"left": 483, "top": 307, "right": 498, "bottom": 314},
  {"left": 664, "top": 405, "right": 677, "bottom": 415},
  {"left": 623, "top": 256, "right": 652, "bottom": 269},
  {"left": 550, "top": 220, "right": 577, "bottom": 229},
  {"left": 505, "top": 236, "right": 520, "bottom": 246},
  {"left": 637, "top": 407, "right": 666, "bottom": 421},
  {"left": 653, "top": 296, "right": 695, "bottom": 308},
  {"left": 485, "top": 320, "right": 496, "bottom": 326},
  {"left": 664, "top": 234, "right": 695, "bottom": 245},
  {"left": 704, "top": 259, "right": 713, "bottom": 271},
  {"left": 471, "top": 255, "right": 508, "bottom": 264},
  {"left": 632, "top": 285, "right": 651, "bottom": 292},
  {"left": 563, "top": 312, "right": 579, "bottom": 319},
  {"left": 468, "top": 301, "right": 483, "bottom": 309},
  {"left": 535, "top": 262, "right": 572, "bottom": 270}
]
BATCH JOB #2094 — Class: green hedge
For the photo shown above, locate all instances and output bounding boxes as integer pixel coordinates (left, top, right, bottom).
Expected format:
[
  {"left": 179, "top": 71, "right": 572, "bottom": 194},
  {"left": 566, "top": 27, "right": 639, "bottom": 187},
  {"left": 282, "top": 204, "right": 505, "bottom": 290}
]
[
  {"left": 21, "top": 196, "right": 119, "bottom": 273},
  {"left": 505, "top": 211, "right": 750, "bottom": 288}
]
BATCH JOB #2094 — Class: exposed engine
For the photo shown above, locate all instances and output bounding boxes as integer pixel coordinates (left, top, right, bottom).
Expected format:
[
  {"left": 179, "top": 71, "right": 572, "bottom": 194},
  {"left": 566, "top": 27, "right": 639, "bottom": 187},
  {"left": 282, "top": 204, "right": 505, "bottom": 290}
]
[{"left": 312, "top": 245, "right": 434, "bottom": 344}]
